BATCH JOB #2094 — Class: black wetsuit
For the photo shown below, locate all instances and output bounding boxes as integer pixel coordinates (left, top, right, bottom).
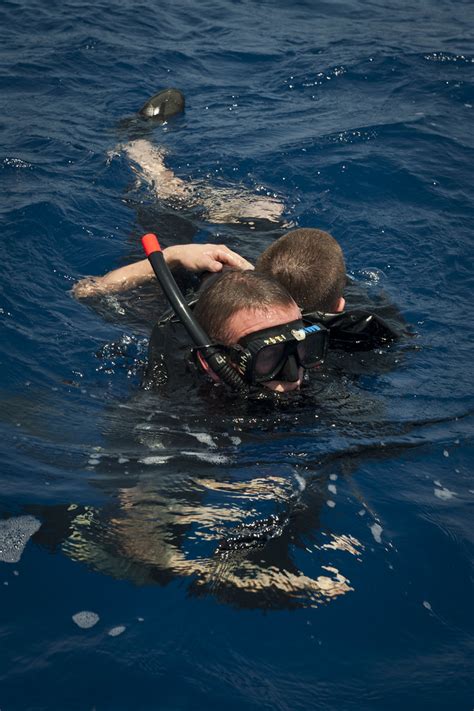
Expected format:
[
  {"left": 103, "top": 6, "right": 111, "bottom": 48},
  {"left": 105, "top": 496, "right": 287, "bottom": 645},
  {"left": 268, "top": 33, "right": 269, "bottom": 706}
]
[
  {"left": 303, "top": 280, "right": 407, "bottom": 351},
  {"left": 142, "top": 280, "right": 409, "bottom": 389}
]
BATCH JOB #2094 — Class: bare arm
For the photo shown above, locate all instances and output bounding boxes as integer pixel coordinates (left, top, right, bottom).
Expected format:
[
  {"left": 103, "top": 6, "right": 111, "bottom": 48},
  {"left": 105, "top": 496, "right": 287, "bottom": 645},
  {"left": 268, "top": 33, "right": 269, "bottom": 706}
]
[{"left": 72, "top": 243, "right": 254, "bottom": 298}]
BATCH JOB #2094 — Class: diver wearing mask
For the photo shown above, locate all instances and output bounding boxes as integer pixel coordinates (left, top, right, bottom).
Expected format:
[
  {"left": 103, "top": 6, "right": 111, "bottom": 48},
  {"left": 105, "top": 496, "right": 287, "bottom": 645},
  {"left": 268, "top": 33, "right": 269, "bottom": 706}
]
[{"left": 141, "top": 234, "right": 328, "bottom": 394}]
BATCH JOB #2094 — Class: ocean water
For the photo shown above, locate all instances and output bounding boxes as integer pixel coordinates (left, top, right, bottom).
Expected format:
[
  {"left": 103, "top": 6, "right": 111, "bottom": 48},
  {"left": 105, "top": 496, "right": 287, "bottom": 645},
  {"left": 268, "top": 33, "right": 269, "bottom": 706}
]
[{"left": 1, "top": 0, "right": 473, "bottom": 709}]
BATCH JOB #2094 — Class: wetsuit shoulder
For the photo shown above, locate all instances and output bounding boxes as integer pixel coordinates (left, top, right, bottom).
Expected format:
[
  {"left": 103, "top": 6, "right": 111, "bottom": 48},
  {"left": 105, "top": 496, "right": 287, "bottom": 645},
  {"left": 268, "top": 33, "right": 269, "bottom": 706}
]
[
  {"left": 142, "top": 300, "right": 197, "bottom": 389},
  {"left": 303, "top": 309, "right": 403, "bottom": 351}
]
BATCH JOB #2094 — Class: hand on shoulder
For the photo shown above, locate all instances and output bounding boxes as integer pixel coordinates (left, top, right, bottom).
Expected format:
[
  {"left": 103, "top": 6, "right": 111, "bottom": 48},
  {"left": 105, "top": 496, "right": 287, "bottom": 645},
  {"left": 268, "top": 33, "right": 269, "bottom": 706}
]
[{"left": 164, "top": 244, "right": 254, "bottom": 273}]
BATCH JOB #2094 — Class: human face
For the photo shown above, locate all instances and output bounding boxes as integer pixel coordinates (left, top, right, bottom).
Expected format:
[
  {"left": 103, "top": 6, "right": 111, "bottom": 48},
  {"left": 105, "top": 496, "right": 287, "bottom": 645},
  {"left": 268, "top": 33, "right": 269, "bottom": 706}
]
[{"left": 225, "top": 302, "right": 304, "bottom": 393}]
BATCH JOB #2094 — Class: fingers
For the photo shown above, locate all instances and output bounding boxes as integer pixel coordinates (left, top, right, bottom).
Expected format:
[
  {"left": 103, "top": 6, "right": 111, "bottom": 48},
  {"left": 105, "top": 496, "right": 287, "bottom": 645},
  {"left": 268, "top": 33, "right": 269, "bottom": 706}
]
[
  {"left": 204, "top": 245, "right": 254, "bottom": 271},
  {"left": 163, "top": 243, "right": 254, "bottom": 273},
  {"left": 72, "top": 278, "right": 102, "bottom": 299}
]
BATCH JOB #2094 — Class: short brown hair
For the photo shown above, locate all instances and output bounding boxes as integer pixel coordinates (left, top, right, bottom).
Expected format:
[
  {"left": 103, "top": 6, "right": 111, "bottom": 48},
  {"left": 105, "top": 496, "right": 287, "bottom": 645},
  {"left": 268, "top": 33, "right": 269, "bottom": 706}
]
[
  {"left": 256, "top": 228, "right": 346, "bottom": 312},
  {"left": 194, "top": 269, "right": 295, "bottom": 345}
]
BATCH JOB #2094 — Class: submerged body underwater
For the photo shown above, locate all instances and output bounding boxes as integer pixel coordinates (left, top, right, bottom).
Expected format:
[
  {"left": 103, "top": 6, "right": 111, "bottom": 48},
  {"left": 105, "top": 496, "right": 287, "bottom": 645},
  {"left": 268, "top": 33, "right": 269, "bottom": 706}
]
[{"left": 1, "top": 0, "right": 473, "bottom": 708}]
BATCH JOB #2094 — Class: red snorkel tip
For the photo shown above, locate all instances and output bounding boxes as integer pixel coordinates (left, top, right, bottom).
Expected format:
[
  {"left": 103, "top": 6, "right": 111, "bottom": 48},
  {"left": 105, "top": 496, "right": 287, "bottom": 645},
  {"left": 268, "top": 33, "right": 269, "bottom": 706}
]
[{"left": 141, "top": 233, "right": 162, "bottom": 256}]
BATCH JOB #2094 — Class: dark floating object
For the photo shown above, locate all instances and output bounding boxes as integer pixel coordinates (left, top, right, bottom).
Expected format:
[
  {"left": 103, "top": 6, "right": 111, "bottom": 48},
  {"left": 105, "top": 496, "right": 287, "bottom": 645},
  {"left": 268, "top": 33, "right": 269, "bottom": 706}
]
[{"left": 138, "top": 88, "right": 185, "bottom": 120}]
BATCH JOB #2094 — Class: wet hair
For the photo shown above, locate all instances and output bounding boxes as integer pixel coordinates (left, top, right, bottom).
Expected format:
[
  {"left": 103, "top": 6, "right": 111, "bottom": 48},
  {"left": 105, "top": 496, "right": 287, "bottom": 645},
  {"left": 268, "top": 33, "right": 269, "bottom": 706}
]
[
  {"left": 194, "top": 269, "right": 295, "bottom": 345},
  {"left": 255, "top": 228, "right": 346, "bottom": 312}
]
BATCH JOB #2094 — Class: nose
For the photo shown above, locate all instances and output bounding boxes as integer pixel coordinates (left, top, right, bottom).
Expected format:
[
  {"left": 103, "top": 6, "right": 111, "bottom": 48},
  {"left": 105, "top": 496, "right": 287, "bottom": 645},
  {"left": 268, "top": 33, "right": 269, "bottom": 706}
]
[
  {"left": 277, "top": 354, "right": 300, "bottom": 382},
  {"left": 263, "top": 366, "right": 303, "bottom": 393}
]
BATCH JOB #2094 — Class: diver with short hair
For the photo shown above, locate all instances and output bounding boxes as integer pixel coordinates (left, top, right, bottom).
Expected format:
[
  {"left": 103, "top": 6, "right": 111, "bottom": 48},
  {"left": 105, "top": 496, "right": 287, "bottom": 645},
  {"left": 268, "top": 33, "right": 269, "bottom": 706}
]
[{"left": 191, "top": 269, "right": 327, "bottom": 393}]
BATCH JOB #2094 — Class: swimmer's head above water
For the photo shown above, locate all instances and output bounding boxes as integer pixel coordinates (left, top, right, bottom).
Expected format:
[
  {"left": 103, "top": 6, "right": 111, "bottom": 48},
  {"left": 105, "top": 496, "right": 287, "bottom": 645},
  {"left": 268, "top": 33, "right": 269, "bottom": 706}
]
[
  {"left": 193, "top": 270, "right": 327, "bottom": 393},
  {"left": 257, "top": 228, "right": 347, "bottom": 314}
]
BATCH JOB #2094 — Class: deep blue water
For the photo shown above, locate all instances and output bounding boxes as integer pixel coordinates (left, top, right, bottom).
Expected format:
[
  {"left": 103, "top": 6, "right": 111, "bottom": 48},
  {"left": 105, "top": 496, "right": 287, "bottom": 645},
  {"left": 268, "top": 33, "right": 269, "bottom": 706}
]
[{"left": 1, "top": 0, "right": 473, "bottom": 709}]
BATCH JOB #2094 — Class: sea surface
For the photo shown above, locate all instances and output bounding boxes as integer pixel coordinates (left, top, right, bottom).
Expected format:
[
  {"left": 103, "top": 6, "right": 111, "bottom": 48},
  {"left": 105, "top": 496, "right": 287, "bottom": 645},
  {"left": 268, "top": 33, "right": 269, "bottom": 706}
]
[{"left": 0, "top": 0, "right": 473, "bottom": 709}]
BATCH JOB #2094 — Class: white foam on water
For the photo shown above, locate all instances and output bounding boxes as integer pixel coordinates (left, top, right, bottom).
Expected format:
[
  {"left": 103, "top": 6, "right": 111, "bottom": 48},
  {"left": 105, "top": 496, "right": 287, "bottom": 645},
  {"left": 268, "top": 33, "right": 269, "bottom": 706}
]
[
  {"left": 108, "top": 625, "right": 126, "bottom": 637},
  {"left": 370, "top": 523, "right": 383, "bottom": 543},
  {"left": 3, "top": 157, "right": 32, "bottom": 169},
  {"left": 139, "top": 455, "right": 172, "bottom": 465},
  {"left": 358, "top": 509, "right": 366, "bottom": 516},
  {"left": 328, "top": 484, "right": 337, "bottom": 495},
  {"left": 181, "top": 451, "right": 228, "bottom": 464},
  {"left": 434, "top": 480, "right": 442, "bottom": 487},
  {"left": 443, "top": 449, "right": 449, "bottom": 458},
  {"left": 0, "top": 515, "right": 41, "bottom": 563},
  {"left": 326, "top": 500, "right": 336, "bottom": 508},
  {"left": 329, "top": 473, "right": 338, "bottom": 481},
  {"left": 72, "top": 611, "right": 99, "bottom": 629},
  {"left": 434, "top": 487, "right": 456, "bottom": 500},
  {"left": 423, "top": 601, "right": 432, "bottom": 611},
  {"left": 294, "top": 473, "right": 306, "bottom": 492},
  {"left": 104, "top": 295, "right": 126, "bottom": 315},
  {"left": 118, "top": 457, "right": 129, "bottom": 464},
  {"left": 188, "top": 432, "right": 217, "bottom": 448},
  {"left": 146, "top": 439, "right": 166, "bottom": 450},
  {"left": 230, "top": 436, "right": 241, "bottom": 445}
]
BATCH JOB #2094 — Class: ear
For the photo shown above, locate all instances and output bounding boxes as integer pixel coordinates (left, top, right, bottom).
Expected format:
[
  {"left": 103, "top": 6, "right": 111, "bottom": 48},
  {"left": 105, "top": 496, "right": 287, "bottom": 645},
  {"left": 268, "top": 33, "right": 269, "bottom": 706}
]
[{"left": 335, "top": 296, "right": 345, "bottom": 313}]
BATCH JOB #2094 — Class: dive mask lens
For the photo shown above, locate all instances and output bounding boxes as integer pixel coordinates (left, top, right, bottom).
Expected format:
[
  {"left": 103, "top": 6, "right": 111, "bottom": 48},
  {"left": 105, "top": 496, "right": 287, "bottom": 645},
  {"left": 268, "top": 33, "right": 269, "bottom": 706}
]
[
  {"left": 296, "top": 335, "right": 325, "bottom": 367},
  {"left": 253, "top": 343, "right": 287, "bottom": 379},
  {"left": 291, "top": 324, "right": 327, "bottom": 368}
]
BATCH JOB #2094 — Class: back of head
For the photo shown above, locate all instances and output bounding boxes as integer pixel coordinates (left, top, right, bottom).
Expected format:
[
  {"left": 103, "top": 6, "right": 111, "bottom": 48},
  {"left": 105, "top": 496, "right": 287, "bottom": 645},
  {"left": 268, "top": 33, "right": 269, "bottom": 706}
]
[
  {"left": 256, "top": 228, "right": 346, "bottom": 312},
  {"left": 194, "top": 269, "right": 295, "bottom": 345}
]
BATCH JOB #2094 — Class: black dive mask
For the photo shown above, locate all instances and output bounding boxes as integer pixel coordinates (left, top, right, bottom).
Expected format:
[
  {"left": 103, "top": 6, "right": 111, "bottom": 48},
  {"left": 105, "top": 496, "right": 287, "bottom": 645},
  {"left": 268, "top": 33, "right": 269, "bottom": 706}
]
[{"left": 225, "top": 320, "right": 328, "bottom": 385}]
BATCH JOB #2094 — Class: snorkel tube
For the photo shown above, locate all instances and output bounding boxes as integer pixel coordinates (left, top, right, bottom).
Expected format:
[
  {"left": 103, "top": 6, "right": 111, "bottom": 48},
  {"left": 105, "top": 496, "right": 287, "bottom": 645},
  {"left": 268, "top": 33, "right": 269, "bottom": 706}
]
[{"left": 142, "top": 233, "right": 248, "bottom": 392}]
